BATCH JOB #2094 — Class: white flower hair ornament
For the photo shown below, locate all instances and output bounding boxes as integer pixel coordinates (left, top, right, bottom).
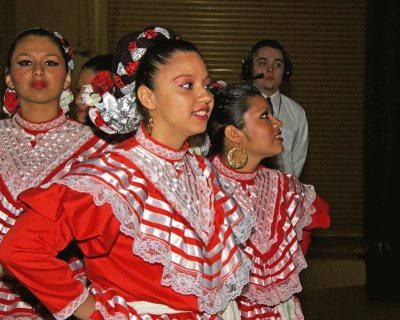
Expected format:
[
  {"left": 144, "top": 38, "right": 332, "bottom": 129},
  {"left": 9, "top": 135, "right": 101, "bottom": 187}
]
[
  {"left": 53, "top": 31, "right": 74, "bottom": 71},
  {"left": 87, "top": 82, "right": 141, "bottom": 134},
  {"left": 82, "top": 26, "right": 172, "bottom": 134}
]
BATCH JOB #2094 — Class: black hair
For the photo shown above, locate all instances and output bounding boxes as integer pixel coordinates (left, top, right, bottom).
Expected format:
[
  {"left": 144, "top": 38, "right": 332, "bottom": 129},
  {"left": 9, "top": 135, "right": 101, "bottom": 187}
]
[
  {"left": 6, "top": 27, "right": 72, "bottom": 73},
  {"left": 81, "top": 54, "right": 113, "bottom": 73},
  {"left": 240, "top": 39, "right": 293, "bottom": 82},
  {"left": 208, "top": 83, "right": 262, "bottom": 156}
]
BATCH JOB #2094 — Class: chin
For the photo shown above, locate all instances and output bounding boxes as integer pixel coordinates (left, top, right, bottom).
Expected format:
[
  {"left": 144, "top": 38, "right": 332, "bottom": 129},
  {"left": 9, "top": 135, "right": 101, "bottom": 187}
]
[{"left": 191, "top": 125, "right": 207, "bottom": 135}]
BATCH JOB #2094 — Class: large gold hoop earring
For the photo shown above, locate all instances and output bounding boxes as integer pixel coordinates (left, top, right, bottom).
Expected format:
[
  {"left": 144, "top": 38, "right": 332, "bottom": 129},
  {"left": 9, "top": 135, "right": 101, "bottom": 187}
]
[{"left": 227, "top": 146, "right": 248, "bottom": 169}]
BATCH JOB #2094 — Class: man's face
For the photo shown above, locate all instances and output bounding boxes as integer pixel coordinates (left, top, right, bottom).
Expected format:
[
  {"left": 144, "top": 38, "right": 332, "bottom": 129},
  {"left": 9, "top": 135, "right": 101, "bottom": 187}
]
[{"left": 252, "top": 46, "right": 285, "bottom": 95}]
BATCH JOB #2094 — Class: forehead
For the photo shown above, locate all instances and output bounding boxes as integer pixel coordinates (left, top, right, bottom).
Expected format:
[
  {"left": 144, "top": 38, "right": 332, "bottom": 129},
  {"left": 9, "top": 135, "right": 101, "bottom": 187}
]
[
  {"left": 158, "top": 51, "right": 207, "bottom": 75},
  {"left": 77, "top": 68, "right": 97, "bottom": 85},
  {"left": 248, "top": 94, "right": 269, "bottom": 111},
  {"left": 13, "top": 35, "right": 61, "bottom": 56},
  {"left": 254, "top": 46, "right": 284, "bottom": 60}
]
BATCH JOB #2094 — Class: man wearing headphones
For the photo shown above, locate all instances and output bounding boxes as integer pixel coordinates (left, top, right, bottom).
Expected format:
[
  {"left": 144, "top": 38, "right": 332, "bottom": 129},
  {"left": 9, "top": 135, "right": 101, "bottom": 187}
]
[{"left": 241, "top": 39, "right": 308, "bottom": 178}]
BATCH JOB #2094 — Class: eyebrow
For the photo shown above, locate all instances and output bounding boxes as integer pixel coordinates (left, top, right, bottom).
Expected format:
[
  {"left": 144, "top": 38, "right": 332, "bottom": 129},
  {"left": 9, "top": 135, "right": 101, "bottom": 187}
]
[
  {"left": 16, "top": 52, "right": 61, "bottom": 58},
  {"left": 172, "top": 74, "right": 210, "bottom": 82},
  {"left": 253, "top": 100, "right": 269, "bottom": 113},
  {"left": 255, "top": 57, "right": 284, "bottom": 63}
]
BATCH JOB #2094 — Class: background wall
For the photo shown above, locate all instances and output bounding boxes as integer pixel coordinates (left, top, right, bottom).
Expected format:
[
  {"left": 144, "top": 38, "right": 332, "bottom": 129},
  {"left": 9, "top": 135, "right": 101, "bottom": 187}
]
[
  {"left": 106, "top": 0, "right": 366, "bottom": 249},
  {"left": 1, "top": 0, "right": 369, "bottom": 276}
]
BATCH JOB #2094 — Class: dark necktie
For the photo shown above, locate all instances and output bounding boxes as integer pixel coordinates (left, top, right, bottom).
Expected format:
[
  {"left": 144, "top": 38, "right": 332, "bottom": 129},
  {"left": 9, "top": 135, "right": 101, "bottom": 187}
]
[{"left": 266, "top": 97, "right": 274, "bottom": 115}]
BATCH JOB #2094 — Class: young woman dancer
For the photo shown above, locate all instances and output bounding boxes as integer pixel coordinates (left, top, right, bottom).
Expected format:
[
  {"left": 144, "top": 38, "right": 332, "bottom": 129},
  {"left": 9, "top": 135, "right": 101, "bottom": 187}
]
[
  {"left": 207, "top": 83, "right": 330, "bottom": 319},
  {"left": 0, "top": 27, "right": 114, "bottom": 319},
  {"left": 0, "top": 26, "right": 253, "bottom": 319}
]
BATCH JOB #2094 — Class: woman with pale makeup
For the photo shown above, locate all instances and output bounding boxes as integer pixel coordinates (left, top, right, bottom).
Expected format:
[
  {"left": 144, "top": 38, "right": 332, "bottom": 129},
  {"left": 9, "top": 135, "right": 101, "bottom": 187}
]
[
  {"left": 0, "top": 27, "right": 114, "bottom": 319},
  {"left": 0, "top": 26, "right": 253, "bottom": 319},
  {"left": 74, "top": 54, "right": 112, "bottom": 125},
  {"left": 207, "top": 83, "right": 330, "bottom": 320}
]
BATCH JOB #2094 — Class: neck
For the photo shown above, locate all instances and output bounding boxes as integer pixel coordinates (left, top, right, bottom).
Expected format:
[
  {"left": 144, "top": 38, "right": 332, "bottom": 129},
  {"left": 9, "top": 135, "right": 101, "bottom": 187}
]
[
  {"left": 254, "top": 84, "right": 277, "bottom": 97},
  {"left": 19, "top": 104, "right": 60, "bottom": 123},
  {"left": 150, "top": 129, "right": 186, "bottom": 151},
  {"left": 237, "top": 158, "right": 259, "bottom": 173}
]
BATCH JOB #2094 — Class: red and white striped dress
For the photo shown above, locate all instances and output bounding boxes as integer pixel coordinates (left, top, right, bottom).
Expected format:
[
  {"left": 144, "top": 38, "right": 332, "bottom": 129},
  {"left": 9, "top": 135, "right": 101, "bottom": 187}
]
[
  {"left": 211, "top": 155, "right": 330, "bottom": 320},
  {"left": 0, "top": 111, "right": 113, "bottom": 319},
  {"left": 0, "top": 124, "right": 254, "bottom": 319}
]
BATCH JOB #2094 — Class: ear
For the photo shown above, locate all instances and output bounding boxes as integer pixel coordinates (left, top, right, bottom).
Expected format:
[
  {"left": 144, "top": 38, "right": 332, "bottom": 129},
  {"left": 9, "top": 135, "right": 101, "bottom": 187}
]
[
  {"left": 224, "top": 125, "right": 242, "bottom": 144},
  {"left": 5, "top": 74, "right": 14, "bottom": 89},
  {"left": 137, "top": 85, "right": 156, "bottom": 111},
  {"left": 63, "top": 71, "right": 72, "bottom": 90}
]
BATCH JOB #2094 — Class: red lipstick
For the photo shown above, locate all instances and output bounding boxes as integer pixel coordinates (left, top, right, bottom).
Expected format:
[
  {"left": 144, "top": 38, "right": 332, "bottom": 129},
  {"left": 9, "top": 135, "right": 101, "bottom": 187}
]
[{"left": 31, "top": 80, "right": 47, "bottom": 89}]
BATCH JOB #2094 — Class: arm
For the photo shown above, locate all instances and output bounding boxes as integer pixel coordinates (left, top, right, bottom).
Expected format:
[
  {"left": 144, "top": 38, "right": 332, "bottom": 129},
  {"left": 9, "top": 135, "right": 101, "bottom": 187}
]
[
  {"left": 300, "top": 194, "right": 330, "bottom": 255},
  {"left": 73, "top": 294, "right": 96, "bottom": 319},
  {"left": 283, "top": 173, "right": 330, "bottom": 255},
  {"left": 0, "top": 182, "right": 120, "bottom": 319},
  {"left": 0, "top": 206, "right": 90, "bottom": 318}
]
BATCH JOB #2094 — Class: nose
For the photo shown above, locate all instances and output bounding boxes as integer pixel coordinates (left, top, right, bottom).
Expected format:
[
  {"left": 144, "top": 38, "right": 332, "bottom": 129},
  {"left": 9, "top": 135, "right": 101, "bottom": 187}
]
[
  {"left": 272, "top": 115, "right": 283, "bottom": 129},
  {"left": 33, "top": 64, "right": 44, "bottom": 77},
  {"left": 199, "top": 86, "right": 213, "bottom": 103}
]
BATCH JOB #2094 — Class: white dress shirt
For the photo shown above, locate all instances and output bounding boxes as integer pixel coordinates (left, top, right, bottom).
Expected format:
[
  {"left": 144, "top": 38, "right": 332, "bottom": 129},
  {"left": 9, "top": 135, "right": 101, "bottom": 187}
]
[{"left": 263, "top": 91, "right": 309, "bottom": 178}]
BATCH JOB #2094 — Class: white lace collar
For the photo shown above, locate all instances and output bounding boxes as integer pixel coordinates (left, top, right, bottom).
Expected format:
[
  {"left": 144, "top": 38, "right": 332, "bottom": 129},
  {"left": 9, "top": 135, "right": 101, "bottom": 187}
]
[
  {"left": 13, "top": 110, "right": 67, "bottom": 132},
  {"left": 211, "top": 155, "right": 257, "bottom": 181},
  {"left": 135, "top": 124, "right": 188, "bottom": 162}
]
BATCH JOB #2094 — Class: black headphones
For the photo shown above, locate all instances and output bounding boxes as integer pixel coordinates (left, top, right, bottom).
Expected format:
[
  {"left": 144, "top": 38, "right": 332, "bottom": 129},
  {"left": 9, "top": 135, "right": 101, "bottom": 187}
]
[{"left": 240, "top": 39, "right": 293, "bottom": 82}]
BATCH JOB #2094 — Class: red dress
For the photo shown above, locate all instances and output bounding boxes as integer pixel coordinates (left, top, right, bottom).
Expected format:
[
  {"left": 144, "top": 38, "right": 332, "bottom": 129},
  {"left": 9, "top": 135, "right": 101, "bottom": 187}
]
[
  {"left": 0, "top": 111, "right": 113, "bottom": 319},
  {"left": 211, "top": 155, "right": 330, "bottom": 320},
  {"left": 0, "top": 125, "right": 254, "bottom": 319}
]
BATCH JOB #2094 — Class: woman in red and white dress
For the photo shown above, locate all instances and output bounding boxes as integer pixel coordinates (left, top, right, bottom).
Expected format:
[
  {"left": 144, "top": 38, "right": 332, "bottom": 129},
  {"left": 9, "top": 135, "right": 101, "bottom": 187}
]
[
  {"left": 0, "top": 27, "right": 114, "bottom": 319},
  {"left": 0, "top": 26, "right": 254, "bottom": 319},
  {"left": 207, "top": 83, "right": 330, "bottom": 319}
]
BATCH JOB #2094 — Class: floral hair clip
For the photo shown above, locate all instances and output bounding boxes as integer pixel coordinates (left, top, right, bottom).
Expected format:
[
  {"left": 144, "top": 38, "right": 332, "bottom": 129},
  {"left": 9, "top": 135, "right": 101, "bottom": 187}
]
[
  {"left": 116, "top": 27, "right": 170, "bottom": 78},
  {"left": 82, "top": 71, "right": 114, "bottom": 106},
  {"left": 53, "top": 31, "right": 74, "bottom": 71},
  {"left": 83, "top": 26, "right": 174, "bottom": 134},
  {"left": 209, "top": 80, "right": 228, "bottom": 95}
]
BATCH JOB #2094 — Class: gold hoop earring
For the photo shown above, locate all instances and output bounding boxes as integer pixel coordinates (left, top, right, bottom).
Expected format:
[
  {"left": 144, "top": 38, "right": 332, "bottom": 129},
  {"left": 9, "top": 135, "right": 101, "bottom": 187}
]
[
  {"left": 227, "top": 146, "right": 248, "bottom": 169},
  {"left": 147, "top": 111, "right": 154, "bottom": 135}
]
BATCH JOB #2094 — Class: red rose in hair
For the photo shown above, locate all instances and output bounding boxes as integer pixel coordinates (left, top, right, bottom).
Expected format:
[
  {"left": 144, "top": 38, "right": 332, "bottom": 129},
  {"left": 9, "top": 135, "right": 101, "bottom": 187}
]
[
  {"left": 91, "top": 71, "right": 113, "bottom": 95},
  {"left": 211, "top": 81, "right": 226, "bottom": 89},
  {"left": 125, "top": 61, "right": 139, "bottom": 76},
  {"left": 3, "top": 89, "right": 19, "bottom": 114},
  {"left": 114, "top": 75, "right": 124, "bottom": 88},
  {"left": 128, "top": 41, "right": 137, "bottom": 52},
  {"left": 144, "top": 29, "right": 157, "bottom": 39}
]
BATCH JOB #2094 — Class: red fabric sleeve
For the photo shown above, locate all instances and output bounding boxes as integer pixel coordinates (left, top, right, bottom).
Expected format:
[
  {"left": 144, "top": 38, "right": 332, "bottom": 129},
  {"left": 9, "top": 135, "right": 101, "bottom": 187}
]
[
  {"left": 301, "top": 194, "right": 330, "bottom": 255},
  {"left": 304, "top": 194, "right": 330, "bottom": 231},
  {"left": 0, "top": 183, "right": 120, "bottom": 315}
]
